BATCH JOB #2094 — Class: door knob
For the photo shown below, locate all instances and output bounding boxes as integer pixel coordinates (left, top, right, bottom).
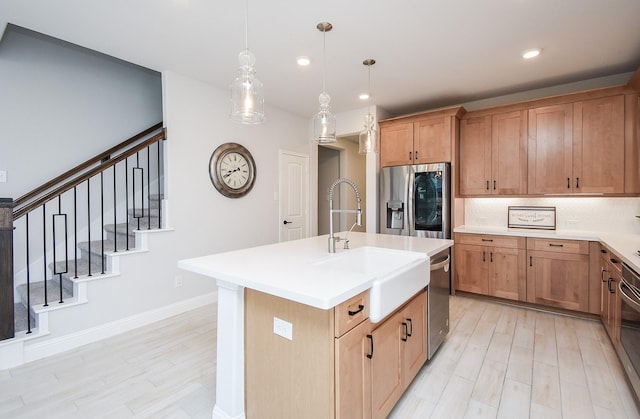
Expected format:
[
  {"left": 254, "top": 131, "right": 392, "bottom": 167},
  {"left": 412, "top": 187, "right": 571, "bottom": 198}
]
[{"left": 283, "top": 220, "right": 292, "bottom": 225}]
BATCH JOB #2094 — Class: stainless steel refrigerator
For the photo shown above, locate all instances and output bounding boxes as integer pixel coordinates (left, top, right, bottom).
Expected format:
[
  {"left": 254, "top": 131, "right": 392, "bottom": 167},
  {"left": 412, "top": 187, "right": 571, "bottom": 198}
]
[{"left": 379, "top": 162, "right": 451, "bottom": 239}]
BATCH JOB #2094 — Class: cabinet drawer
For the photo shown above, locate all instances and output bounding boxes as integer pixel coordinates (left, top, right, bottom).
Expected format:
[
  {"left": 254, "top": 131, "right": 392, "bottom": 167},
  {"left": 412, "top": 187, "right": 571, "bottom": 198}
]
[
  {"left": 527, "top": 238, "right": 589, "bottom": 254},
  {"left": 454, "top": 233, "right": 524, "bottom": 249},
  {"left": 335, "top": 290, "right": 370, "bottom": 338},
  {"left": 601, "top": 245, "right": 623, "bottom": 274}
]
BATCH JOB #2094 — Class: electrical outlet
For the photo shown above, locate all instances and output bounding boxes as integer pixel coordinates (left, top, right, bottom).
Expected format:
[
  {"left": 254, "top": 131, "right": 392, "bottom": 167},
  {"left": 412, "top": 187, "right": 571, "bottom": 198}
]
[
  {"left": 174, "top": 275, "right": 183, "bottom": 288},
  {"left": 0, "top": 171, "right": 6, "bottom": 183},
  {"left": 273, "top": 317, "right": 293, "bottom": 340}
]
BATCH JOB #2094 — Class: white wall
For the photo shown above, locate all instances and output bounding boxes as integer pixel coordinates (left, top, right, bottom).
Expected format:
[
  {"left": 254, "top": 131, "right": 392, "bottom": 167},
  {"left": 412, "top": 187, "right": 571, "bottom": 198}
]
[
  {"left": 0, "top": 25, "right": 162, "bottom": 198},
  {"left": 162, "top": 71, "right": 309, "bottom": 260}
]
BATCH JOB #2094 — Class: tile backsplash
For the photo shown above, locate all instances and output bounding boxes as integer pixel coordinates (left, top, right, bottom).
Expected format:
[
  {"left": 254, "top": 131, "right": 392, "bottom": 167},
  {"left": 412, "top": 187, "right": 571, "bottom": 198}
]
[{"left": 464, "top": 197, "right": 640, "bottom": 234}]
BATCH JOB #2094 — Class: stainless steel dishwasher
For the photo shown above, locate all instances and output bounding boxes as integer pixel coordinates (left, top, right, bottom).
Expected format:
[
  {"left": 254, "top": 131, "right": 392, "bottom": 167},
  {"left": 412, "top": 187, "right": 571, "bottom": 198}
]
[{"left": 427, "top": 248, "right": 450, "bottom": 359}]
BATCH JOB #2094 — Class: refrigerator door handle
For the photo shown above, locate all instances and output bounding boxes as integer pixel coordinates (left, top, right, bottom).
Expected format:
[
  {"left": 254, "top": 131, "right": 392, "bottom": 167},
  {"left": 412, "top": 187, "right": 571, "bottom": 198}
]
[{"left": 407, "top": 168, "right": 415, "bottom": 236}]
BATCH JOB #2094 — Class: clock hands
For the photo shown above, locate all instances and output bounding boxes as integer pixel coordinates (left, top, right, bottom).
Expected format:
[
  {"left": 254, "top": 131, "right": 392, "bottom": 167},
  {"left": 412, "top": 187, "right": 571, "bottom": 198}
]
[{"left": 223, "top": 167, "right": 240, "bottom": 178}]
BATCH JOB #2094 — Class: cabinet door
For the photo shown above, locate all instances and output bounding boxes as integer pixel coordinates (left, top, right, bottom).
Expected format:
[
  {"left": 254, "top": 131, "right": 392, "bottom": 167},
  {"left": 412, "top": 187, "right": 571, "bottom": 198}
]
[
  {"left": 454, "top": 244, "right": 489, "bottom": 295},
  {"left": 492, "top": 110, "right": 527, "bottom": 195},
  {"left": 370, "top": 310, "right": 404, "bottom": 419},
  {"left": 489, "top": 246, "right": 526, "bottom": 301},
  {"left": 335, "top": 319, "right": 371, "bottom": 419},
  {"left": 573, "top": 95, "right": 625, "bottom": 194},
  {"left": 401, "top": 292, "right": 428, "bottom": 388},
  {"left": 414, "top": 117, "right": 450, "bottom": 163},
  {"left": 527, "top": 250, "right": 590, "bottom": 312},
  {"left": 380, "top": 122, "right": 414, "bottom": 167},
  {"left": 607, "top": 274, "right": 621, "bottom": 343},
  {"left": 600, "top": 254, "right": 609, "bottom": 322},
  {"left": 459, "top": 116, "right": 492, "bottom": 195},
  {"left": 528, "top": 104, "right": 573, "bottom": 194}
]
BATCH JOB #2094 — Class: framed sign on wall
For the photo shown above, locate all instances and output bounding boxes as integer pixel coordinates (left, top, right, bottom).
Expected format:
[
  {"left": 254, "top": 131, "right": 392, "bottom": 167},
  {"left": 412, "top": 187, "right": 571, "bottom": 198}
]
[{"left": 508, "top": 206, "right": 556, "bottom": 230}]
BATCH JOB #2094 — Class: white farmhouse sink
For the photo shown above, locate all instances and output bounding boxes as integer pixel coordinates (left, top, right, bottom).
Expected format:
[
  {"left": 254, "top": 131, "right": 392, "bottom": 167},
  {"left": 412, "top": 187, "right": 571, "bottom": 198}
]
[{"left": 313, "top": 246, "right": 429, "bottom": 323}]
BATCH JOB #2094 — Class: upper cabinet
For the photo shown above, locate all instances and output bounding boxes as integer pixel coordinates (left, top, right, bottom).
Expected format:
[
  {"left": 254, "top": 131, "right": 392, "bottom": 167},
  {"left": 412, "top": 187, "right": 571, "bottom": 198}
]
[
  {"left": 380, "top": 107, "right": 464, "bottom": 168},
  {"left": 527, "top": 104, "right": 574, "bottom": 194},
  {"left": 459, "top": 110, "right": 527, "bottom": 195},
  {"left": 458, "top": 87, "right": 640, "bottom": 197}
]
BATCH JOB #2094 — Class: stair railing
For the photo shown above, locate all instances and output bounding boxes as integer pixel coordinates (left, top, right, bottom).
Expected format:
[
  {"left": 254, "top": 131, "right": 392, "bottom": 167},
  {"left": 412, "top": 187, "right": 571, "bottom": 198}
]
[{"left": 1, "top": 122, "right": 165, "bottom": 340}]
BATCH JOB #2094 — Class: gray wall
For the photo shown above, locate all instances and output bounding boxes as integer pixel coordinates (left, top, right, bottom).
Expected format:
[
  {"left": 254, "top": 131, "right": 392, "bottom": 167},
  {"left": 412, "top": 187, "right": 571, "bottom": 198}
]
[{"left": 0, "top": 25, "right": 162, "bottom": 199}]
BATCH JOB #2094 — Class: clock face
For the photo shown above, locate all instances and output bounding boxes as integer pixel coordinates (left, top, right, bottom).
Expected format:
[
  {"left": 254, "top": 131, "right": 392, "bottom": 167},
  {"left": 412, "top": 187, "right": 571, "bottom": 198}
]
[
  {"left": 209, "top": 143, "right": 256, "bottom": 198},
  {"left": 220, "top": 152, "right": 250, "bottom": 189}
]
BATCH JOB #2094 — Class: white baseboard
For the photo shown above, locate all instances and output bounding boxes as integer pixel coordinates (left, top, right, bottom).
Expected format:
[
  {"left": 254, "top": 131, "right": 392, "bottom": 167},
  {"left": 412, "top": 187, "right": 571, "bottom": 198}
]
[{"left": 22, "top": 292, "right": 217, "bottom": 365}]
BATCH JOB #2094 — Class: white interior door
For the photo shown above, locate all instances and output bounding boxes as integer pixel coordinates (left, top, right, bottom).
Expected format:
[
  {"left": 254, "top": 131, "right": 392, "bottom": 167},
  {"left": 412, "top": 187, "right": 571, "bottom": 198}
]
[{"left": 279, "top": 151, "right": 309, "bottom": 242}]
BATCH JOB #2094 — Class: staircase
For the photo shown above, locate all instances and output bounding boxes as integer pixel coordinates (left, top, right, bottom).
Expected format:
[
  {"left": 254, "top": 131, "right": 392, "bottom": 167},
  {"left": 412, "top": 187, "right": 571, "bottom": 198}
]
[
  {"left": 13, "top": 195, "right": 163, "bottom": 335},
  {"left": 0, "top": 123, "right": 170, "bottom": 368}
]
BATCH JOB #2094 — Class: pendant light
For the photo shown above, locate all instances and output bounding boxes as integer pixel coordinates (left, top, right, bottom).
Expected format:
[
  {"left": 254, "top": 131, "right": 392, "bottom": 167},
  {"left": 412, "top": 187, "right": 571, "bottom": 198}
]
[
  {"left": 359, "top": 59, "right": 378, "bottom": 154},
  {"left": 312, "top": 22, "right": 336, "bottom": 144},
  {"left": 230, "top": 0, "right": 265, "bottom": 124}
]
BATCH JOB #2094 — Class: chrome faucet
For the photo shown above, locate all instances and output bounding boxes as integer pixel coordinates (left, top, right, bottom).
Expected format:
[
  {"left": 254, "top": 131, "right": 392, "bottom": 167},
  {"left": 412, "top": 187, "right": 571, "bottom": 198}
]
[{"left": 328, "top": 178, "right": 362, "bottom": 253}]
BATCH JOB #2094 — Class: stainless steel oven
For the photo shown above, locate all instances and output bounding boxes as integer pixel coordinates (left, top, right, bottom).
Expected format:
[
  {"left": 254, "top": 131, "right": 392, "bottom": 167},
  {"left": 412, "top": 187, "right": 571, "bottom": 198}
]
[{"left": 618, "top": 264, "right": 640, "bottom": 400}]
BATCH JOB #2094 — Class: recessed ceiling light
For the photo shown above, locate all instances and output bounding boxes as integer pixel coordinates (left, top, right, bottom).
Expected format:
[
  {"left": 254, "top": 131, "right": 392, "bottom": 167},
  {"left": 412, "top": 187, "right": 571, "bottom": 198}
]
[
  {"left": 297, "top": 56, "right": 311, "bottom": 66},
  {"left": 359, "top": 93, "right": 370, "bottom": 100},
  {"left": 522, "top": 48, "right": 542, "bottom": 59}
]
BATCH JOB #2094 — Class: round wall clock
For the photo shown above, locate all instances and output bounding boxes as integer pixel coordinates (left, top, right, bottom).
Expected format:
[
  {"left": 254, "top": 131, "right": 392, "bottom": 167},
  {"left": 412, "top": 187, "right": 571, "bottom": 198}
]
[{"left": 209, "top": 142, "right": 256, "bottom": 198}]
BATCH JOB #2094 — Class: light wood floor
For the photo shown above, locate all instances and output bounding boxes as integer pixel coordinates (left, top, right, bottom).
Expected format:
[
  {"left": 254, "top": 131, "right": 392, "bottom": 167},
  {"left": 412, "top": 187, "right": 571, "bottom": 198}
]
[{"left": 1, "top": 295, "right": 638, "bottom": 418}]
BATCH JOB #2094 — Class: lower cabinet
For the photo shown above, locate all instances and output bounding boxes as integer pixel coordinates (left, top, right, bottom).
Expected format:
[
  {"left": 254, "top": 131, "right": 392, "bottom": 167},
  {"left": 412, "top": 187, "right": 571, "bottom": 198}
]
[
  {"left": 369, "top": 291, "right": 427, "bottom": 419},
  {"left": 599, "top": 245, "right": 622, "bottom": 343},
  {"left": 526, "top": 238, "right": 590, "bottom": 312},
  {"left": 454, "top": 234, "right": 526, "bottom": 301},
  {"left": 246, "top": 288, "right": 428, "bottom": 419},
  {"left": 455, "top": 233, "right": 597, "bottom": 314}
]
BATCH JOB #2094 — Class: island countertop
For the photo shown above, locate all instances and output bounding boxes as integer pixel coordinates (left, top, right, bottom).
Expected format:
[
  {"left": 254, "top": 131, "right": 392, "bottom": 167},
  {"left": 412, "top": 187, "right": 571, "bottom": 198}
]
[{"left": 178, "top": 232, "right": 453, "bottom": 310}]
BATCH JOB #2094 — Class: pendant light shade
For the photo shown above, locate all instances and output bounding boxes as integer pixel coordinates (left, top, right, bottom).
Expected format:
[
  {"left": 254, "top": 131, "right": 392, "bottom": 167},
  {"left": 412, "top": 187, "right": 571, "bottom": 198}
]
[
  {"left": 313, "top": 22, "right": 336, "bottom": 144},
  {"left": 359, "top": 59, "right": 378, "bottom": 154},
  {"left": 230, "top": 0, "right": 265, "bottom": 124}
]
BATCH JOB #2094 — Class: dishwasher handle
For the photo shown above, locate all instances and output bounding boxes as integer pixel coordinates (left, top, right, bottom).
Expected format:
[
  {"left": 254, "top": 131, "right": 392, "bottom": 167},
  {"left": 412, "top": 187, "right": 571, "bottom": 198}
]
[{"left": 430, "top": 255, "right": 450, "bottom": 272}]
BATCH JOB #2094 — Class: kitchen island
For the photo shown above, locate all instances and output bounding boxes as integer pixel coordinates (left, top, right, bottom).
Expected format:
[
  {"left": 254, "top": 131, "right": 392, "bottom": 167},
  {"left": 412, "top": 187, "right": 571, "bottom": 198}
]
[{"left": 178, "top": 232, "right": 453, "bottom": 419}]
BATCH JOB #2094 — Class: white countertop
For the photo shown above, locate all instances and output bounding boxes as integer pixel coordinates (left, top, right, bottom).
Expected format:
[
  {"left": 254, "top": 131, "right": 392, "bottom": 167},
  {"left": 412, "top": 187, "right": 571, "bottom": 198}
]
[
  {"left": 455, "top": 225, "right": 640, "bottom": 273},
  {"left": 178, "top": 232, "right": 453, "bottom": 310}
]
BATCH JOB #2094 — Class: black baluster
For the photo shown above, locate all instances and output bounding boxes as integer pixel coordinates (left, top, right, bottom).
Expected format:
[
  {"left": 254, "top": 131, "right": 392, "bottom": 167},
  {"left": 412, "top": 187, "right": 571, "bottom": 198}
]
[
  {"left": 87, "top": 179, "right": 92, "bottom": 277},
  {"left": 113, "top": 165, "right": 117, "bottom": 252},
  {"left": 73, "top": 187, "right": 78, "bottom": 279},
  {"left": 26, "top": 213, "right": 31, "bottom": 334},
  {"left": 147, "top": 145, "right": 151, "bottom": 230},
  {"left": 100, "top": 172, "right": 105, "bottom": 274},
  {"left": 42, "top": 204, "right": 48, "bottom": 307},
  {"left": 125, "top": 158, "right": 130, "bottom": 251},
  {"left": 157, "top": 140, "right": 161, "bottom": 229}
]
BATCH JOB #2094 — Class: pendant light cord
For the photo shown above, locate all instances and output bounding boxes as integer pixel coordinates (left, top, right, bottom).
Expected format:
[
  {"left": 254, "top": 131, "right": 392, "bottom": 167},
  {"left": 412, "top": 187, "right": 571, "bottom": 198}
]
[
  {"left": 322, "top": 28, "right": 326, "bottom": 94},
  {"left": 244, "top": 0, "right": 249, "bottom": 51}
]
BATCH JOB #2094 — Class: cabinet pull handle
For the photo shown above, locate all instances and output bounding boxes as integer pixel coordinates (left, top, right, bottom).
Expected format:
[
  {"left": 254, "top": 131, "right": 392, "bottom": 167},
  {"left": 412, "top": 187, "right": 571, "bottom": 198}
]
[
  {"left": 490, "top": 252, "right": 493, "bottom": 263},
  {"left": 481, "top": 238, "right": 493, "bottom": 242},
  {"left": 401, "top": 322, "right": 409, "bottom": 342},
  {"left": 406, "top": 318, "right": 413, "bottom": 337},
  {"left": 366, "top": 334, "right": 374, "bottom": 359},
  {"left": 610, "top": 258, "right": 619, "bottom": 264},
  {"left": 600, "top": 249, "right": 607, "bottom": 254},
  {"left": 348, "top": 304, "right": 365, "bottom": 316},
  {"left": 601, "top": 268, "right": 608, "bottom": 282},
  {"left": 483, "top": 251, "right": 486, "bottom": 262},
  {"left": 493, "top": 180, "right": 496, "bottom": 190},
  {"left": 549, "top": 243, "right": 564, "bottom": 247},
  {"left": 529, "top": 256, "right": 533, "bottom": 267},
  {"left": 567, "top": 177, "right": 570, "bottom": 189},
  {"left": 608, "top": 278, "right": 614, "bottom": 294},
  {"left": 576, "top": 177, "right": 580, "bottom": 188},
  {"left": 415, "top": 151, "right": 418, "bottom": 160},
  {"left": 486, "top": 180, "right": 490, "bottom": 190},
  {"left": 409, "top": 151, "right": 412, "bottom": 161}
]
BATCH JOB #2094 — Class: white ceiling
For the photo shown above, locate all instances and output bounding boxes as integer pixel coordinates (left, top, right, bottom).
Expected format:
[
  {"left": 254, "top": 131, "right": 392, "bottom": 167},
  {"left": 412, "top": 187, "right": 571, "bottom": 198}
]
[{"left": 2, "top": 0, "right": 640, "bottom": 118}]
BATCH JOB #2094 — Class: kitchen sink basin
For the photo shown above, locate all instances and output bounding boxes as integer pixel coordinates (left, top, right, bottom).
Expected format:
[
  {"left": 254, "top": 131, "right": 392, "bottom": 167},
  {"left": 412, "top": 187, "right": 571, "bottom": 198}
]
[{"left": 313, "top": 246, "right": 429, "bottom": 323}]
